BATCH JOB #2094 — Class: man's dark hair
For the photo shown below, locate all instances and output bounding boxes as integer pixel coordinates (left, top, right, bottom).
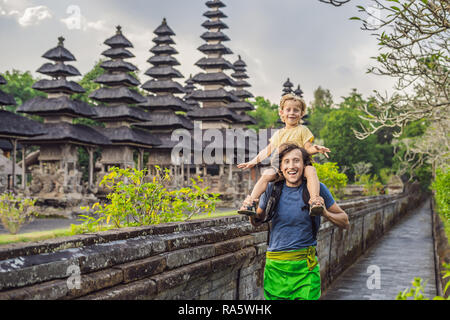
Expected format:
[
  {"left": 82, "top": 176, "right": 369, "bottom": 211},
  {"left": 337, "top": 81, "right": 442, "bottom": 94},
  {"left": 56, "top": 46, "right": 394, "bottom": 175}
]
[{"left": 275, "top": 143, "right": 312, "bottom": 175}]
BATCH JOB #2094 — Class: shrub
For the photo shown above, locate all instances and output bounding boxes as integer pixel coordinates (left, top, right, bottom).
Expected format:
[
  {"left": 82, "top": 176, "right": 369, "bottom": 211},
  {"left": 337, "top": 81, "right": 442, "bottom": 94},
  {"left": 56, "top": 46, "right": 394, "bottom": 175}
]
[
  {"left": 356, "top": 174, "right": 385, "bottom": 196},
  {"left": 71, "top": 166, "right": 220, "bottom": 234},
  {"left": 432, "top": 168, "right": 449, "bottom": 221},
  {"left": 0, "top": 193, "right": 37, "bottom": 235},
  {"left": 313, "top": 162, "right": 348, "bottom": 199}
]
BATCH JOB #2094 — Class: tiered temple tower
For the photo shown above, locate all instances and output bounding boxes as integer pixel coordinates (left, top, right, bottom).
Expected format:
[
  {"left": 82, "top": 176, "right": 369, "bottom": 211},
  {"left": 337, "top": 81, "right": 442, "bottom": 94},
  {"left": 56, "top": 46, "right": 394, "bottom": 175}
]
[
  {"left": 282, "top": 78, "right": 294, "bottom": 95},
  {"left": 89, "top": 26, "right": 161, "bottom": 178},
  {"left": 294, "top": 84, "right": 304, "bottom": 97},
  {"left": 18, "top": 37, "right": 110, "bottom": 198},
  {"left": 134, "top": 18, "right": 193, "bottom": 180},
  {"left": 187, "top": 0, "right": 242, "bottom": 129},
  {"left": 229, "top": 55, "right": 256, "bottom": 127}
]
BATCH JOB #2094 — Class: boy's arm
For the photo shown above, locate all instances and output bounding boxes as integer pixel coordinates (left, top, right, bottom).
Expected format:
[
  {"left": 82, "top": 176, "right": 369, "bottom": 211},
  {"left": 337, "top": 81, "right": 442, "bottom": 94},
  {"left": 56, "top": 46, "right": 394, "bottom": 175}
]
[
  {"left": 237, "top": 143, "right": 273, "bottom": 169},
  {"left": 304, "top": 141, "right": 330, "bottom": 158}
]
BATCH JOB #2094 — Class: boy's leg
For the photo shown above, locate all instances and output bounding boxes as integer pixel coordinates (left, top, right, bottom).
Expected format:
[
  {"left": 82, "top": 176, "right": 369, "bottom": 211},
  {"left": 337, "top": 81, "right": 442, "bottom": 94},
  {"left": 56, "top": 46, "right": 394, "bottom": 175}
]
[
  {"left": 304, "top": 165, "right": 325, "bottom": 216},
  {"left": 238, "top": 167, "right": 279, "bottom": 215}
]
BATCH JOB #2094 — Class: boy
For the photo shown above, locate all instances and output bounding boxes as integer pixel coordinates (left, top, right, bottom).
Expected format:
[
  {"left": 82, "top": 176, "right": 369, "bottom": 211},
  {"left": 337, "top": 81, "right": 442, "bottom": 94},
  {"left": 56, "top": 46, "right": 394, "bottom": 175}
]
[{"left": 237, "top": 93, "right": 330, "bottom": 216}]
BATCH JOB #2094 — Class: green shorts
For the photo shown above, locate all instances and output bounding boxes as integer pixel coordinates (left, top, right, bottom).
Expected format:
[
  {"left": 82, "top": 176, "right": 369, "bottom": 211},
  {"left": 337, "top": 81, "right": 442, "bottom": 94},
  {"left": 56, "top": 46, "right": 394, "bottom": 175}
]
[{"left": 263, "top": 249, "right": 321, "bottom": 300}]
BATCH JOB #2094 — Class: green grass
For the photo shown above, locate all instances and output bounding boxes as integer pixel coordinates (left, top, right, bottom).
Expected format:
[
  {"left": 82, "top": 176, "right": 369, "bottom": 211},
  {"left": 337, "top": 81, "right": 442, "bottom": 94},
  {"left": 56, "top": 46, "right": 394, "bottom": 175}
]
[
  {"left": 0, "top": 228, "right": 72, "bottom": 245},
  {"left": 0, "top": 210, "right": 239, "bottom": 245}
]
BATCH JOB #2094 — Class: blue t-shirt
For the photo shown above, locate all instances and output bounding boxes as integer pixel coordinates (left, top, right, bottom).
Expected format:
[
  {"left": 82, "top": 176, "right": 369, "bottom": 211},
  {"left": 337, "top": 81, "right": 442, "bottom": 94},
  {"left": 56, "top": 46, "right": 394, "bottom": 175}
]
[{"left": 258, "top": 181, "right": 335, "bottom": 252}]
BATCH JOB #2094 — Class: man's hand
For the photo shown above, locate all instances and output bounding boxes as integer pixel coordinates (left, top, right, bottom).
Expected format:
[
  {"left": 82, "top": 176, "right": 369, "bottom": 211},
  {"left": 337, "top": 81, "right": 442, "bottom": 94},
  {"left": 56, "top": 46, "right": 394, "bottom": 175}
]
[{"left": 313, "top": 145, "right": 330, "bottom": 158}]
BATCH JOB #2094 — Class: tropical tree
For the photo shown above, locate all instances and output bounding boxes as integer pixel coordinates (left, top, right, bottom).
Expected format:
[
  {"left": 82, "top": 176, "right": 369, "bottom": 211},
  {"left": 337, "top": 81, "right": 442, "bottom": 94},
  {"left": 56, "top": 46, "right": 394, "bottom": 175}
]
[{"left": 247, "top": 96, "right": 280, "bottom": 131}]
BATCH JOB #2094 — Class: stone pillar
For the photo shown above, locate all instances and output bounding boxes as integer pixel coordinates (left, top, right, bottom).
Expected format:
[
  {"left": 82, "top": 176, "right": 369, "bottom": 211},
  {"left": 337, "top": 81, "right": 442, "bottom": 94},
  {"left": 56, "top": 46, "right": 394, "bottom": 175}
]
[
  {"left": 21, "top": 144, "right": 26, "bottom": 190},
  {"left": 88, "top": 147, "right": 94, "bottom": 189},
  {"left": 11, "top": 139, "right": 16, "bottom": 192}
]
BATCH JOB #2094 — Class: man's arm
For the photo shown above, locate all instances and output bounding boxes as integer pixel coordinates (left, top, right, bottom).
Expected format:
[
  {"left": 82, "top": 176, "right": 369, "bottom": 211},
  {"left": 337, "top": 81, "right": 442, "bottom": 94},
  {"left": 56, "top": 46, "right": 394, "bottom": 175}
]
[
  {"left": 249, "top": 206, "right": 266, "bottom": 227},
  {"left": 322, "top": 203, "right": 349, "bottom": 229}
]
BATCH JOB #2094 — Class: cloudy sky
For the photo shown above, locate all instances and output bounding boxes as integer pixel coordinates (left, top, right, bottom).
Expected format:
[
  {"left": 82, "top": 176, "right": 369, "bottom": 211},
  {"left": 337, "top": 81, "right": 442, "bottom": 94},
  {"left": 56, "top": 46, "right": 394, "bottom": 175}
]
[{"left": 0, "top": 0, "right": 395, "bottom": 106}]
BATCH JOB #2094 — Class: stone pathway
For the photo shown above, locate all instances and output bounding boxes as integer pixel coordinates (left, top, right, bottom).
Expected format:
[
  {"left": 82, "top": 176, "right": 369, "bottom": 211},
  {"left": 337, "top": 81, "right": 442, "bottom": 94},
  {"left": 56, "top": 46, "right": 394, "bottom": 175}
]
[{"left": 322, "top": 198, "right": 437, "bottom": 300}]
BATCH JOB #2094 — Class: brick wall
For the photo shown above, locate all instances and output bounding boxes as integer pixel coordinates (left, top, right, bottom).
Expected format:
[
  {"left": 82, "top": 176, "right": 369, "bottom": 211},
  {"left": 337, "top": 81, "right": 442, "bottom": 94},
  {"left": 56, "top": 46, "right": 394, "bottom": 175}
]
[{"left": 0, "top": 188, "right": 423, "bottom": 300}]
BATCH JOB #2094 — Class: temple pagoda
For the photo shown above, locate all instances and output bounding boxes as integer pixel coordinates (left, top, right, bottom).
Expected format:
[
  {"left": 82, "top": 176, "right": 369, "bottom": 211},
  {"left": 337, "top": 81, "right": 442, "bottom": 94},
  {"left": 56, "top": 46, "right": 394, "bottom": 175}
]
[
  {"left": 282, "top": 78, "right": 294, "bottom": 95},
  {"left": 187, "top": 0, "right": 242, "bottom": 129},
  {"left": 89, "top": 26, "right": 161, "bottom": 177},
  {"left": 294, "top": 84, "right": 304, "bottom": 97},
  {"left": 134, "top": 18, "right": 194, "bottom": 180},
  {"left": 0, "top": 75, "right": 46, "bottom": 192},
  {"left": 228, "top": 55, "right": 256, "bottom": 127},
  {"left": 17, "top": 37, "right": 111, "bottom": 197}
]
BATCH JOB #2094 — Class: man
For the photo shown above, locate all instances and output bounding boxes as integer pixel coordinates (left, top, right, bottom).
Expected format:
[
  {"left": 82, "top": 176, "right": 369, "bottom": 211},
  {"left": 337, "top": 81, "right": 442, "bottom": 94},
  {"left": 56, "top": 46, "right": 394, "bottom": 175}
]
[{"left": 244, "top": 143, "right": 349, "bottom": 300}]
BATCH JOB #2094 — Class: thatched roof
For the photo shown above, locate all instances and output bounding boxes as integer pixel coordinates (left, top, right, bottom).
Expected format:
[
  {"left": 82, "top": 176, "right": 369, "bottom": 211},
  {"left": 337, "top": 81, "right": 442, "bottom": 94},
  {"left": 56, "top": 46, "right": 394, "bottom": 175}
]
[
  {"left": 95, "top": 126, "right": 161, "bottom": 148},
  {"left": 206, "top": 0, "right": 226, "bottom": 8},
  {"left": 197, "top": 43, "right": 233, "bottom": 55},
  {"left": 230, "top": 89, "right": 254, "bottom": 99},
  {"left": 0, "top": 110, "right": 46, "bottom": 138},
  {"left": 154, "top": 18, "right": 175, "bottom": 36},
  {"left": 134, "top": 113, "right": 193, "bottom": 131},
  {"left": 138, "top": 95, "right": 192, "bottom": 112},
  {"left": 141, "top": 80, "right": 185, "bottom": 94},
  {"left": 18, "top": 96, "right": 96, "bottom": 118},
  {"left": 152, "top": 35, "right": 175, "bottom": 45},
  {"left": 25, "top": 122, "right": 111, "bottom": 146},
  {"left": 0, "top": 90, "right": 16, "bottom": 106},
  {"left": 89, "top": 87, "right": 146, "bottom": 105},
  {"left": 101, "top": 47, "right": 135, "bottom": 59},
  {"left": 36, "top": 63, "right": 81, "bottom": 78},
  {"left": 228, "top": 101, "right": 255, "bottom": 111},
  {"left": 195, "top": 57, "right": 234, "bottom": 70},
  {"left": 200, "top": 31, "right": 230, "bottom": 42},
  {"left": 147, "top": 55, "right": 180, "bottom": 66},
  {"left": 150, "top": 44, "right": 178, "bottom": 55},
  {"left": 201, "top": 20, "right": 228, "bottom": 30},
  {"left": 94, "top": 73, "right": 140, "bottom": 87},
  {"left": 42, "top": 41, "right": 76, "bottom": 62},
  {"left": 203, "top": 10, "right": 227, "bottom": 19},
  {"left": 192, "top": 72, "right": 235, "bottom": 86},
  {"left": 100, "top": 60, "right": 138, "bottom": 73},
  {"left": 144, "top": 66, "right": 183, "bottom": 79},
  {"left": 186, "top": 88, "right": 239, "bottom": 103},
  {"left": 104, "top": 26, "right": 133, "bottom": 48},
  {"left": 93, "top": 105, "right": 151, "bottom": 122},
  {"left": 187, "top": 106, "right": 241, "bottom": 122},
  {"left": 32, "top": 79, "right": 85, "bottom": 94}
]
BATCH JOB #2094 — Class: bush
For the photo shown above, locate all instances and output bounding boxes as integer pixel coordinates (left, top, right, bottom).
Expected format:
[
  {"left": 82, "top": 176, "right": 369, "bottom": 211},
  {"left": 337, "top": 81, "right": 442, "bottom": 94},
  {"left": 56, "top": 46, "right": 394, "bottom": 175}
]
[
  {"left": 313, "top": 162, "right": 348, "bottom": 199},
  {"left": 71, "top": 166, "right": 220, "bottom": 234},
  {"left": 355, "top": 174, "right": 384, "bottom": 196},
  {"left": 432, "top": 168, "right": 449, "bottom": 222},
  {"left": 0, "top": 193, "right": 37, "bottom": 235}
]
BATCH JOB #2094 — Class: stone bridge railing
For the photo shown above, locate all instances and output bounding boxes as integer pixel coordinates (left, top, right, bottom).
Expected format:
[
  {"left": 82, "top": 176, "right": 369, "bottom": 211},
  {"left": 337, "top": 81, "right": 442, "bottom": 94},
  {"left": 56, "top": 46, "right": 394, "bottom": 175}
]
[{"left": 0, "top": 187, "right": 423, "bottom": 300}]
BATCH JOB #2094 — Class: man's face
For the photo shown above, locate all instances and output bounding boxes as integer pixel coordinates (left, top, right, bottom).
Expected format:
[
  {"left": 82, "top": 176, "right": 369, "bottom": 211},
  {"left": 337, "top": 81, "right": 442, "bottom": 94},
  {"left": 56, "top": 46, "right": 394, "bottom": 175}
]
[{"left": 280, "top": 148, "right": 304, "bottom": 187}]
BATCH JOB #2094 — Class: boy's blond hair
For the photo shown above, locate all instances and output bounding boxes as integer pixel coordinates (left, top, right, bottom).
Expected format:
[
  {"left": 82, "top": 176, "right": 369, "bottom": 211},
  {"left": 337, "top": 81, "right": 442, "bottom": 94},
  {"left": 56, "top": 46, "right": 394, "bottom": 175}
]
[{"left": 279, "top": 93, "right": 307, "bottom": 124}]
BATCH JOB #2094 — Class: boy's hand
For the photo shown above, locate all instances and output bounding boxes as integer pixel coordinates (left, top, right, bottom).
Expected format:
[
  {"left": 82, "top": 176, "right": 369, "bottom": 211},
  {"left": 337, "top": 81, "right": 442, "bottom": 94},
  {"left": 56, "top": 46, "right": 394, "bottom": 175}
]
[
  {"left": 237, "top": 160, "right": 257, "bottom": 170},
  {"left": 314, "top": 145, "right": 330, "bottom": 158}
]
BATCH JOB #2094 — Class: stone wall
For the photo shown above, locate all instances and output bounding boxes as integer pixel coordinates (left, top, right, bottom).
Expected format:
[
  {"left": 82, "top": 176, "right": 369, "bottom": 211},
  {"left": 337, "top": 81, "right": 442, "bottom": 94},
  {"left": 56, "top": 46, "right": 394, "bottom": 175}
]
[{"left": 0, "top": 188, "right": 423, "bottom": 300}]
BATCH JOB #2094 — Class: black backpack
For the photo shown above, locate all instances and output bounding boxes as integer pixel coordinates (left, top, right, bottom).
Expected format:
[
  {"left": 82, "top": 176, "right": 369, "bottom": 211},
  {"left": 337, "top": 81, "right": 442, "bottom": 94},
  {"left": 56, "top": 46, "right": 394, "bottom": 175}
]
[{"left": 261, "top": 179, "right": 319, "bottom": 245}]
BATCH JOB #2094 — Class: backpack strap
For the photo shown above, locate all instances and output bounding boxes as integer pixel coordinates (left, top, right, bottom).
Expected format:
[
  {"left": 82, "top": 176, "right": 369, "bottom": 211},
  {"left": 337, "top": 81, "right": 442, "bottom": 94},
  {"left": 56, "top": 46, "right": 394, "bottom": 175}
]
[
  {"left": 263, "top": 180, "right": 284, "bottom": 245},
  {"left": 301, "top": 179, "right": 318, "bottom": 241}
]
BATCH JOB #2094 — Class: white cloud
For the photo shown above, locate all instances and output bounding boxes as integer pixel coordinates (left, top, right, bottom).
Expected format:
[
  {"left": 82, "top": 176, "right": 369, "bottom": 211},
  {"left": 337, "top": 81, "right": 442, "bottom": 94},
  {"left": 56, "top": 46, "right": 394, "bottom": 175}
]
[{"left": 17, "top": 6, "right": 52, "bottom": 27}]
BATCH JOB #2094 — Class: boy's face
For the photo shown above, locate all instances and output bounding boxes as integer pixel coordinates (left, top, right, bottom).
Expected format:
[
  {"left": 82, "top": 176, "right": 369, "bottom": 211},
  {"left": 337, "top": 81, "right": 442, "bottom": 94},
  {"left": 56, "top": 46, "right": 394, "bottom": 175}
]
[{"left": 280, "top": 100, "right": 303, "bottom": 127}]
